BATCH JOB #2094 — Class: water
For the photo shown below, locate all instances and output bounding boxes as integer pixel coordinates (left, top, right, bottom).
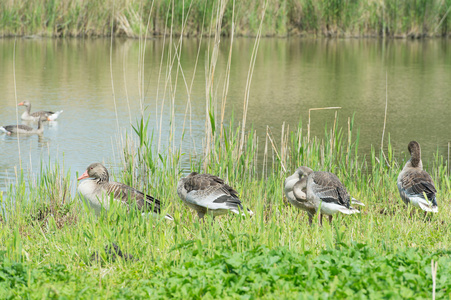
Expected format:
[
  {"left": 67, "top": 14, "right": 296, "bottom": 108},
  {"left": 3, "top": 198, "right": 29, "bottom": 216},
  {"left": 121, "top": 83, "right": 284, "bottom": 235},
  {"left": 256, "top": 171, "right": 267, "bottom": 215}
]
[{"left": 0, "top": 37, "right": 450, "bottom": 190}]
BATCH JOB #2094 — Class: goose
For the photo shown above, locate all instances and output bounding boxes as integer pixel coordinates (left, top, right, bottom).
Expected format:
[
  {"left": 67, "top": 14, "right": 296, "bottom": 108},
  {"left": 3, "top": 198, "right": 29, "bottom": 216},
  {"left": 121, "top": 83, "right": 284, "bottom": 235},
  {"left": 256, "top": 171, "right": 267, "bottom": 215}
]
[
  {"left": 397, "top": 141, "right": 438, "bottom": 213},
  {"left": 177, "top": 172, "right": 253, "bottom": 219},
  {"left": 0, "top": 117, "right": 44, "bottom": 135},
  {"left": 77, "top": 163, "right": 173, "bottom": 220},
  {"left": 286, "top": 166, "right": 364, "bottom": 224},
  {"left": 284, "top": 167, "right": 318, "bottom": 224},
  {"left": 18, "top": 100, "right": 63, "bottom": 121}
]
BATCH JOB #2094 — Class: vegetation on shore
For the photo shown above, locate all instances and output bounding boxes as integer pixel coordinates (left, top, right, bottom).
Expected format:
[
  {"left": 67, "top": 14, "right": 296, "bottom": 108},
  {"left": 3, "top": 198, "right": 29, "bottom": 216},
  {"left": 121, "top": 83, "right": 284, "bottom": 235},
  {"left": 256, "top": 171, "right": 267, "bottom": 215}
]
[
  {"left": 1, "top": 0, "right": 451, "bottom": 38},
  {"left": 1, "top": 1, "right": 451, "bottom": 297},
  {"left": 1, "top": 114, "right": 451, "bottom": 297}
]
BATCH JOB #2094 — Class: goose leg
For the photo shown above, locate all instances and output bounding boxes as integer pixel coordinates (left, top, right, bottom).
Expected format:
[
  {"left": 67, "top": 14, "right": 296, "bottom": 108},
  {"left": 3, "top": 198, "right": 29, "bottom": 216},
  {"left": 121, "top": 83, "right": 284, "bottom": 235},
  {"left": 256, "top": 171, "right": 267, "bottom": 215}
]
[
  {"left": 197, "top": 211, "right": 205, "bottom": 222},
  {"left": 328, "top": 215, "right": 333, "bottom": 223},
  {"left": 308, "top": 213, "right": 313, "bottom": 226}
]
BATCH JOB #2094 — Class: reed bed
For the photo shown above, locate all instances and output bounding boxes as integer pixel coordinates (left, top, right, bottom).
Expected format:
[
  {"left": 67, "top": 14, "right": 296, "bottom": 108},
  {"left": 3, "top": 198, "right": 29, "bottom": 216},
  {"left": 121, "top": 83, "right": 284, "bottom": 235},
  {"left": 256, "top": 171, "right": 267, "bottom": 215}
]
[
  {"left": 1, "top": 0, "right": 451, "bottom": 298},
  {"left": 1, "top": 0, "right": 451, "bottom": 38}
]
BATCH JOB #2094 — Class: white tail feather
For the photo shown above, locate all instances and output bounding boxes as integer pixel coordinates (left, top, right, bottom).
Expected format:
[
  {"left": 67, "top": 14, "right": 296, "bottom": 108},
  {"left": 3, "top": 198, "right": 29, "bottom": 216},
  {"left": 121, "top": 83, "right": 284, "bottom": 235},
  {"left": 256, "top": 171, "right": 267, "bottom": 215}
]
[
  {"left": 418, "top": 201, "right": 438, "bottom": 213},
  {"left": 337, "top": 206, "right": 360, "bottom": 215},
  {"left": 48, "top": 110, "right": 63, "bottom": 121},
  {"left": 351, "top": 197, "right": 365, "bottom": 206}
]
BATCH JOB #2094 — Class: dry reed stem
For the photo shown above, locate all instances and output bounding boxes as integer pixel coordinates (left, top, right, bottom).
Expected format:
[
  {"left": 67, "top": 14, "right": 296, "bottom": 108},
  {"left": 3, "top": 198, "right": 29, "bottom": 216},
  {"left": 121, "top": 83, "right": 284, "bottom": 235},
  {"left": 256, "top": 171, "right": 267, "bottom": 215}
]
[
  {"left": 239, "top": 0, "right": 267, "bottom": 156},
  {"left": 448, "top": 142, "right": 450, "bottom": 176},
  {"left": 220, "top": 0, "right": 235, "bottom": 140},
  {"left": 170, "top": 2, "right": 197, "bottom": 155},
  {"left": 156, "top": 6, "right": 172, "bottom": 153},
  {"left": 110, "top": 0, "right": 120, "bottom": 134},
  {"left": 203, "top": 0, "right": 227, "bottom": 170},
  {"left": 346, "top": 117, "right": 350, "bottom": 167},
  {"left": 434, "top": 5, "right": 451, "bottom": 33},
  {"left": 431, "top": 259, "right": 438, "bottom": 300},
  {"left": 266, "top": 126, "right": 286, "bottom": 173},
  {"left": 181, "top": 1, "right": 207, "bottom": 157},
  {"left": 307, "top": 107, "right": 341, "bottom": 143},
  {"left": 380, "top": 71, "right": 389, "bottom": 166},
  {"left": 13, "top": 38, "right": 21, "bottom": 170},
  {"left": 122, "top": 45, "right": 132, "bottom": 124}
]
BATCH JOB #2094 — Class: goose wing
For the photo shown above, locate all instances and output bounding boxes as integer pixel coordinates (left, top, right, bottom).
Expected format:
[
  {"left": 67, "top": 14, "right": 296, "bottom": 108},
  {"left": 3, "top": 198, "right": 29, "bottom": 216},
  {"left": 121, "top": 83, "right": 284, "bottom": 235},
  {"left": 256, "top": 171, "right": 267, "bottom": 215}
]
[
  {"left": 104, "top": 182, "right": 162, "bottom": 213},
  {"left": 185, "top": 185, "right": 244, "bottom": 212},
  {"left": 311, "top": 172, "right": 350, "bottom": 207},
  {"left": 399, "top": 169, "right": 436, "bottom": 200},
  {"left": 30, "top": 110, "right": 54, "bottom": 118},
  {"left": 5, "top": 125, "right": 33, "bottom": 131},
  {"left": 185, "top": 173, "right": 239, "bottom": 197}
]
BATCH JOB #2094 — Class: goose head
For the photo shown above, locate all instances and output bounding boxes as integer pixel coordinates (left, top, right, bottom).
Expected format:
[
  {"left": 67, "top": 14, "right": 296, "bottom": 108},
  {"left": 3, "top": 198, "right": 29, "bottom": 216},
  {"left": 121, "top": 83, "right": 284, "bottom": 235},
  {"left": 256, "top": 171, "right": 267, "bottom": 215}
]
[
  {"left": 407, "top": 141, "right": 421, "bottom": 168},
  {"left": 18, "top": 100, "right": 31, "bottom": 108},
  {"left": 294, "top": 166, "right": 313, "bottom": 178},
  {"left": 78, "top": 163, "right": 109, "bottom": 183}
]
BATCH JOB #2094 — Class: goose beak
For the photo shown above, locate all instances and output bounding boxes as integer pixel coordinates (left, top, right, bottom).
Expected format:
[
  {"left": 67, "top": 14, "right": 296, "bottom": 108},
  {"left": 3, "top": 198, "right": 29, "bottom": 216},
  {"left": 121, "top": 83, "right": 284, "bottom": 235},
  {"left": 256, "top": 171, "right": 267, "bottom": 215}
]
[
  {"left": 18, "top": 102, "right": 24, "bottom": 106},
  {"left": 78, "top": 170, "right": 89, "bottom": 181}
]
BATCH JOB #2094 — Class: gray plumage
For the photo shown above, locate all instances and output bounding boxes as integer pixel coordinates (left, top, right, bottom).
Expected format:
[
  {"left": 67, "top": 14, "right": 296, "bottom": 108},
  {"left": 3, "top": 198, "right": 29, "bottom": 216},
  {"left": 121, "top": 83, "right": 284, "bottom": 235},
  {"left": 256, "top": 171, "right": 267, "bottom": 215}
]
[
  {"left": 78, "top": 163, "right": 173, "bottom": 220},
  {"left": 177, "top": 172, "right": 253, "bottom": 219},
  {"left": 285, "top": 166, "right": 363, "bottom": 224},
  {"left": 397, "top": 141, "right": 438, "bottom": 212},
  {"left": 19, "top": 100, "right": 63, "bottom": 121},
  {"left": 0, "top": 117, "right": 44, "bottom": 135},
  {"left": 284, "top": 167, "right": 317, "bottom": 224}
]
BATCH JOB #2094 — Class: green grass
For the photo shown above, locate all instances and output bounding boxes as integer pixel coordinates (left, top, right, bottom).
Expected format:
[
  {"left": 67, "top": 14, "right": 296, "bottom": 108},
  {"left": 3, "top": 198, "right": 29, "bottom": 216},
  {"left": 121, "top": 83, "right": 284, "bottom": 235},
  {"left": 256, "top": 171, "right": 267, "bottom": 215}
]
[
  {"left": 1, "top": 242, "right": 450, "bottom": 298},
  {"left": 1, "top": 0, "right": 451, "bottom": 37},
  {"left": 1, "top": 117, "right": 451, "bottom": 298}
]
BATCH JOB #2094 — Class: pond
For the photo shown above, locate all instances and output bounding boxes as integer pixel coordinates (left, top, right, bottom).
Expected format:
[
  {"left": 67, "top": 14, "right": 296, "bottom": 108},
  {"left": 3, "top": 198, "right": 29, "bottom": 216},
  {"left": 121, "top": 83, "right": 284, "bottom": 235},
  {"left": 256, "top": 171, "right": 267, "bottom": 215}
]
[{"left": 0, "top": 37, "right": 450, "bottom": 190}]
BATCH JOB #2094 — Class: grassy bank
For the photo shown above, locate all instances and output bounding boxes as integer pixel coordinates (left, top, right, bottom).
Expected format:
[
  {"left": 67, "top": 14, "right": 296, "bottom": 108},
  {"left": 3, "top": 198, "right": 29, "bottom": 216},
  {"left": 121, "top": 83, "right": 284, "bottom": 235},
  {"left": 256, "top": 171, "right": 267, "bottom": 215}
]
[
  {"left": 1, "top": 0, "right": 451, "bottom": 38},
  {"left": 1, "top": 116, "right": 451, "bottom": 297},
  {"left": 1, "top": 3, "right": 451, "bottom": 298}
]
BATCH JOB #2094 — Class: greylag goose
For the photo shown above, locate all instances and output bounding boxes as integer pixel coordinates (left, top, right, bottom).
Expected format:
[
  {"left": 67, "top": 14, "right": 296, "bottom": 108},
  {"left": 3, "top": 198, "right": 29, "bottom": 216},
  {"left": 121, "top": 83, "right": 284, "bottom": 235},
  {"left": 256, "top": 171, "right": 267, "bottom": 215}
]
[
  {"left": 177, "top": 172, "right": 253, "bottom": 219},
  {"left": 77, "top": 163, "right": 173, "bottom": 220},
  {"left": 397, "top": 141, "right": 438, "bottom": 213},
  {"left": 0, "top": 117, "right": 44, "bottom": 135},
  {"left": 18, "top": 100, "right": 63, "bottom": 121},
  {"left": 284, "top": 167, "right": 318, "bottom": 224},
  {"left": 286, "top": 166, "right": 364, "bottom": 224}
]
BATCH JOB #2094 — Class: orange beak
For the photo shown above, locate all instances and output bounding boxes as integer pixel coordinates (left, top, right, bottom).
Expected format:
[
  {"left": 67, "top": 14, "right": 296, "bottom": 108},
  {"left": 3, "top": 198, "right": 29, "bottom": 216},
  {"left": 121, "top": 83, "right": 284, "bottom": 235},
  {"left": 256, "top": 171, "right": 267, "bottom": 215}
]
[
  {"left": 77, "top": 170, "right": 90, "bottom": 181},
  {"left": 18, "top": 102, "right": 24, "bottom": 106}
]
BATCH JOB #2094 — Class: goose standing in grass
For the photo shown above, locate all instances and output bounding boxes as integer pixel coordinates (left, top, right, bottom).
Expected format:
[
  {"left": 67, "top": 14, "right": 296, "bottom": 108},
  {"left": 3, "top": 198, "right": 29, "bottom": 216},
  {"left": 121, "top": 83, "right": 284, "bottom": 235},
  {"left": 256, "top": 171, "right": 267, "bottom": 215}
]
[
  {"left": 284, "top": 167, "right": 317, "bottom": 224},
  {"left": 177, "top": 172, "right": 253, "bottom": 219},
  {"left": 77, "top": 163, "right": 173, "bottom": 220},
  {"left": 285, "top": 166, "right": 364, "bottom": 224},
  {"left": 18, "top": 100, "right": 63, "bottom": 121},
  {"left": 0, "top": 117, "right": 45, "bottom": 135},
  {"left": 397, "top": 141, "right": 438, "bottom": 213}
]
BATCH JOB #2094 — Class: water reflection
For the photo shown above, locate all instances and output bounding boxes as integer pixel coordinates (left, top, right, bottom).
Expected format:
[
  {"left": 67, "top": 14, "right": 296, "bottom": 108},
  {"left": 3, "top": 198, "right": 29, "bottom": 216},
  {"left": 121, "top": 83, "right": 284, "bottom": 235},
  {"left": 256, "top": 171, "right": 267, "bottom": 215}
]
[{"left": 0, "top": 37, "right": 450, "bottom": 191}]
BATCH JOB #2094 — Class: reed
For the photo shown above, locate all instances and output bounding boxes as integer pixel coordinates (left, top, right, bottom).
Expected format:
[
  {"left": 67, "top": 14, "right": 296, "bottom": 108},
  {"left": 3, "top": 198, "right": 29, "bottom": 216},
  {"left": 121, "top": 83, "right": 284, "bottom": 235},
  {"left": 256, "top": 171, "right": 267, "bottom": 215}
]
[{"left": 1, "top": 0, "right": 451, "bottom": 38}]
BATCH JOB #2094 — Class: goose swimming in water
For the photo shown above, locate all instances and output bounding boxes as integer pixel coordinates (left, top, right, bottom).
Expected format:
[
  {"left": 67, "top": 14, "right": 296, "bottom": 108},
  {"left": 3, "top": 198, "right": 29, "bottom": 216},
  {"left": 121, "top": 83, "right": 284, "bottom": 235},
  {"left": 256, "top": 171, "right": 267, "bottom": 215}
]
[
  {"left": 177, "top": 172, "right": 253, "bottom": 219},
  {"left": 397, "top": 141, "right": 438, "bottom": 213},
  {"left": 77, "top": 163, "right": 173, "bottom": 220},
  {"left": 0, "top": 117, "right": 45, "bottom": 135},
  {"left": 285, "top": 166, "right": 364, "bottom": 224},
  {"left": 18, "top": 100, "right": 63, "bottom": 121}
]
